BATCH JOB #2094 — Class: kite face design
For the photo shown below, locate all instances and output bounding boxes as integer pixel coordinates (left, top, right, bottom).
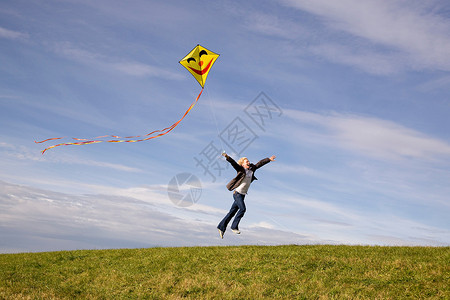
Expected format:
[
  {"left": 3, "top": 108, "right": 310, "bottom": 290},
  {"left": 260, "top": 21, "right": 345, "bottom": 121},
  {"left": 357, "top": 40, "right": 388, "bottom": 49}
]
[{"left": 179, "top": 44, "right": 219, "bottom": 88}]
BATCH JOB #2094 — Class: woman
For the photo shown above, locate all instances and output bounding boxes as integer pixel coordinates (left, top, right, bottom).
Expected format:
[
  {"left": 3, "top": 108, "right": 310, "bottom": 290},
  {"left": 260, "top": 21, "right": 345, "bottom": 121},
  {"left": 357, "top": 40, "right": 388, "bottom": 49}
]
[{"left": 217, "top": 152, "right": 276, "bottom": 238}]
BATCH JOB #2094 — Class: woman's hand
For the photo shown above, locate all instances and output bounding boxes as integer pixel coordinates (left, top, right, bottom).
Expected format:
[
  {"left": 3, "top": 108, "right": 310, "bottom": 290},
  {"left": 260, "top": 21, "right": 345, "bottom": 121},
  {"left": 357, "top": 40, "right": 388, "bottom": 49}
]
[{"left": 270, "top": 155, "right": 276, "bottom": 161}]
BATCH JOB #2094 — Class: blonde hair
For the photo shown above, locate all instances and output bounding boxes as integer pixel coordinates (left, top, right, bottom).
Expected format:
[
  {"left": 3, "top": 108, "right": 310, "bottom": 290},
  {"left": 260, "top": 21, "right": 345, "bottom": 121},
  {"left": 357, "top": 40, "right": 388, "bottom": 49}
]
[{"left": 237, "top": 157, "right": 248, "bottom": 166}]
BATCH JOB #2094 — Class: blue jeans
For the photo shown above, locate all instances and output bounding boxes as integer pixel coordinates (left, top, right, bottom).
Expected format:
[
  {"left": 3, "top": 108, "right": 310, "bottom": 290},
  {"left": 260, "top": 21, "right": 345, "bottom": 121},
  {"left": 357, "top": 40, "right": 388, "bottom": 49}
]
[{"left": 217, "top": 192, "right": 246, "bottom": 232}]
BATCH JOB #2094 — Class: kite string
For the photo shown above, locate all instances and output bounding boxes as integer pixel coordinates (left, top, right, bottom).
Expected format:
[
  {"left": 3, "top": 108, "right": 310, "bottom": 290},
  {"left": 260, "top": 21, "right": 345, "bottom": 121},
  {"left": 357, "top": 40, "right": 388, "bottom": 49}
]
[{"left": 205, "top": 88, "right": 225, "bottom": 154}]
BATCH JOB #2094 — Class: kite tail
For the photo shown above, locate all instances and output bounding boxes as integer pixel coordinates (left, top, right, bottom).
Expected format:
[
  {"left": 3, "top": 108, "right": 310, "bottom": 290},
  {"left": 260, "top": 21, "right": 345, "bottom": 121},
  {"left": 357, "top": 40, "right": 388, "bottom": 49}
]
[
  {"left": 36, "top": 88, "right": 204, "bottom": 154},
  {"left": 34, "top": 137, "right": 65, "bottom": 144},
  {"left": 40, "top": 140, "right": 103, "bottom": 155}
]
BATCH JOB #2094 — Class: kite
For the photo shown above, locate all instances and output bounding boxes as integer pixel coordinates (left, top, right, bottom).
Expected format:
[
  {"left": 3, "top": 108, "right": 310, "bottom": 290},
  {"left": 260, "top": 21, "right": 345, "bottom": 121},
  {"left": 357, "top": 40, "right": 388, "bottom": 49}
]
[
  {"left": 179, "top": 44, "right": 219, "bottom": 88},
  {"left": 35, "top": 44, "right": 219, "bottom": 154}
]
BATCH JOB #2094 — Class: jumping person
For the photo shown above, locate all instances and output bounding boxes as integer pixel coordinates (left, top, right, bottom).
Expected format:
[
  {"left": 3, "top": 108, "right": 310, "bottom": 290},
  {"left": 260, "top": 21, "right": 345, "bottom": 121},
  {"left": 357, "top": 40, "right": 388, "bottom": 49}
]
[{"left": 217, "top": 152, "right": 276, "bottom": 238}]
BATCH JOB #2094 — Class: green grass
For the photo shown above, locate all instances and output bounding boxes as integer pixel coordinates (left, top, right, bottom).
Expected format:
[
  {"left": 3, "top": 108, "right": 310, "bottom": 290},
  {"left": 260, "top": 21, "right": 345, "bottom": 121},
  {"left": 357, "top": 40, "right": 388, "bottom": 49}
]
[{"left": 0, "top": 245, "right": 448, "bottom": 299}]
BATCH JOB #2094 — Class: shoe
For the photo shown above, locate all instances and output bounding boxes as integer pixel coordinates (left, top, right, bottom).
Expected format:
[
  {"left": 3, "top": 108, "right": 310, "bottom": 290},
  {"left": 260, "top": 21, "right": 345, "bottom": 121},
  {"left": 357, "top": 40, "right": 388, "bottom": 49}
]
[
  {"left": 218, "top": 229, "right": 224, "bottom": 239},
  {"left": 231, "top": 229, "right": 241, "bottom": 234}
]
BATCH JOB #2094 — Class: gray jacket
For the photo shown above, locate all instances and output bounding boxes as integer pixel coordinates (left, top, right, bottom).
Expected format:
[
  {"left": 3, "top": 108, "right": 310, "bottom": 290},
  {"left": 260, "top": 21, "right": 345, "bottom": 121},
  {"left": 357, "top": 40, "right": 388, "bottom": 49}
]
[{"left": 225, "top": 155, "right": 271, "bottom": 191}]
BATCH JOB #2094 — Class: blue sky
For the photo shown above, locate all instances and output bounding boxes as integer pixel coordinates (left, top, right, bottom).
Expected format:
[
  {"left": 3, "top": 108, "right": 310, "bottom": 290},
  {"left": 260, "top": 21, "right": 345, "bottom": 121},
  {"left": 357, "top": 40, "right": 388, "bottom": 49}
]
[{"left": 1, "top": 0, "right": 449, "bottom": 253}]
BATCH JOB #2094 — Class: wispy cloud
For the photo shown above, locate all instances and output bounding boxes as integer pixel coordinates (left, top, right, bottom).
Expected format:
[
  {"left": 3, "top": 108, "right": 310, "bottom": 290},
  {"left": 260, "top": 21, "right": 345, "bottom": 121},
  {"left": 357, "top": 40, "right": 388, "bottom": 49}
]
[
  {"left": 284, "top": 109, "right": 450, "bottom": 161},
  {"left": 0, "top": 181, "right": 316, "bottom": 253},
  {"left": 308, "top": 43, "right": 403, "bottom": 75},
  {"left": 280, "top": 0, "right": 450, "bottom": 73},
  {"left": 73, "top": 159, "right": 143, "bottom": 173},
  {"left": 0, "top": 142, "right": 143, "bottom": 173},
  {"left": 273, "top": 193, "right": 449, "bottom": 246},
  {"left": 0, "top": 26, "right": 28, "bottom": 40},
  {"left": 364, "top": 215, "right": 450, "bottom": 246},
  {"left": 283, "top": 194, "right": 360, "bottom": 222},
  {"left": 268, "top": 162, "right": 326, "bottom": 179},
  {"left": 276, "top": 109, "right": 450, "bottom": 209},
  {"left": 52, "top": 42, "right": 183, "bottom": 80},
  {"left": 244, "top": 11, "right": 308, "bottom": 40},
  {"left": 417, "top": 75, "right": 450, "bottom": 93},
  {"left": 111, "top": 62, "right": 179, "bottom": 78}
]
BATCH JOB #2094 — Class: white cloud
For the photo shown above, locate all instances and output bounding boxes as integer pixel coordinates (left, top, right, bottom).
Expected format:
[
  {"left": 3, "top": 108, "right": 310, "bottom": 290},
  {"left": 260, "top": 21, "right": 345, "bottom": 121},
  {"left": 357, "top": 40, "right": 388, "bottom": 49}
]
[
  {"left": 244, "top": 11, "right": 307, "bottom": 40},
  {"left": 76, "top": 160, "right": 143, "bottom": 173},
  {"left": 0, "top": 26, "right": 28, "bottom": 40},
  {"left": 0, "top": 142, "right": 143, "bottom": 173},
  {"left": 365, "top": 217, "right": 450, "bottom": 246},
  {"left": 331, "top": 115, "right": 450, "bottom": 160},
  {"left": 272, "top": 109, "right": 450, "bottom": 210},
  {"left": 0, "top": 181, "right": 317, "bottom": 253},
  {"left": 52, "top": 42, "right": 183, "bottom": 79},
  {"left": 284, "top": 109, "right": 450, "bottom": 161},
  {"left": 269, "top": 162, "right": 324, "bottom": 177},
  {"left": 280, "top": 0, "right": 450, "bottom": 72},
  {"left": 249, "top": 221, "right": 275, "bottom": 229},
  {"left": 274, "top": 193, "right": 449, "bottom": 246},
  {"left": 111, "top": 62, "right": 182, "bottom": 79},
  {"left": 417, "top": 75, "right": 450, "bottom": 93},
  {"left": 284, "top": 194, "right": 360, "bottom": 222},
  {"left": 308, "top": 43, "right": 402, "bottom": 75}
]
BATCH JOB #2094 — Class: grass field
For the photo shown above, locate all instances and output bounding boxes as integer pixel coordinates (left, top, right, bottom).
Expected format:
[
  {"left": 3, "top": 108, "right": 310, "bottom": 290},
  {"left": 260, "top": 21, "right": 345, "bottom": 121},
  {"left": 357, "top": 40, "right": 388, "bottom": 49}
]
[{"left": 0, "top": 245, "right": 448, "bottom": 299}]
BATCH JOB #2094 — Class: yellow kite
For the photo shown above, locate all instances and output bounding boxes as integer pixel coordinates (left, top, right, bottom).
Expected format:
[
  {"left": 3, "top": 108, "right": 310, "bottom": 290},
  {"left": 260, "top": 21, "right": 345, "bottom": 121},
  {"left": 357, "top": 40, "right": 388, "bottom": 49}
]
[
  {"left": 36, "top": 44, "right": 220, "bottom": 154},
  {"left": 179, "top": 44, "right": 220, "bottom": 88}
]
